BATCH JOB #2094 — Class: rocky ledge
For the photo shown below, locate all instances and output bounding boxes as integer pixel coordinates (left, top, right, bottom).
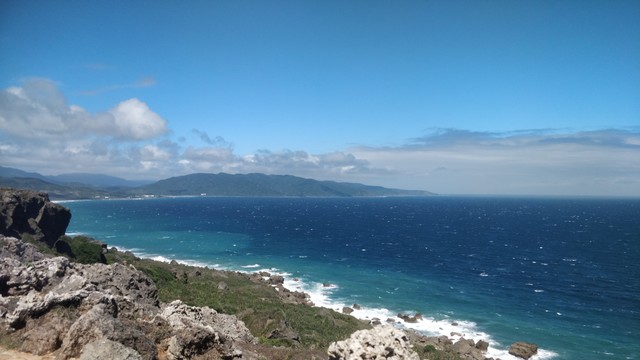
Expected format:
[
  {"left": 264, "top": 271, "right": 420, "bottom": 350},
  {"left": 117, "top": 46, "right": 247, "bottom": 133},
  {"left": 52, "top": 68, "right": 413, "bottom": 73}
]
[{"left": 0, "top": 235, "right": 257, "bottom": 359}]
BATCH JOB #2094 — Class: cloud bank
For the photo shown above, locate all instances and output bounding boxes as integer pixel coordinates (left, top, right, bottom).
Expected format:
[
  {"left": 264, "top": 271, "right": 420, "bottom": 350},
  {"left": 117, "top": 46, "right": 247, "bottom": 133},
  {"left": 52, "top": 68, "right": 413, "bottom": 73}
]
[{"left": 1, "top": 79, "right": 638, "bottom": 196}]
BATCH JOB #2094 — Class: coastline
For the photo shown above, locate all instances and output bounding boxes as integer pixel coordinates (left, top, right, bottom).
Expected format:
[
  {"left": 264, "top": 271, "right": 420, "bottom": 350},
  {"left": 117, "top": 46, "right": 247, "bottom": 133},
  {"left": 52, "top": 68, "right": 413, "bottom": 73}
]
[{"left": 111, "top": 243, "right": 556, "bottom": 360}]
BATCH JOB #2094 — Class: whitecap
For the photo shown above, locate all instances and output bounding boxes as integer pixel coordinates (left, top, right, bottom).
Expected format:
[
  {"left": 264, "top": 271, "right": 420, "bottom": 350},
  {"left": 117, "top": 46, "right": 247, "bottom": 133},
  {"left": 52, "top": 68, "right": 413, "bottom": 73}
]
[{"left": 241, "top": 264, "right": 261, "bottom": 268}]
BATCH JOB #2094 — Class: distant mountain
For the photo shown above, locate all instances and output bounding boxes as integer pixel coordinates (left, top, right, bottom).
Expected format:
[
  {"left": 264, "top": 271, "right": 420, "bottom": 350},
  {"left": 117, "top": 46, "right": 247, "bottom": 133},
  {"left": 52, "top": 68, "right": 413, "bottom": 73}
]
[
  {"left": 133, "top": 173, "right": 433, "bottom": 197},
  {"left": 0, "top": 166, "right": 50, "bottom": 181},
  {"left": 0, "top": 166, "right": 434, "bottom": 199},
  {"left": 0, "top": 177, "right": 115, "bottom": 200},
  {"left": 0, "top": 166, "right": 151, "bottom": 188},
  {"left": 0, "top": 166, "right": 143, "bottom": 199}
]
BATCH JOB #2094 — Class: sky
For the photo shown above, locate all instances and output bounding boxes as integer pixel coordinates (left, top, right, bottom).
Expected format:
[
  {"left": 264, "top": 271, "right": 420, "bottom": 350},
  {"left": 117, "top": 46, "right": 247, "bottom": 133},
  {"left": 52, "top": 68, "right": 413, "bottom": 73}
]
[{"left": 1, "top": 1, "right": 639, "bottom": 196}]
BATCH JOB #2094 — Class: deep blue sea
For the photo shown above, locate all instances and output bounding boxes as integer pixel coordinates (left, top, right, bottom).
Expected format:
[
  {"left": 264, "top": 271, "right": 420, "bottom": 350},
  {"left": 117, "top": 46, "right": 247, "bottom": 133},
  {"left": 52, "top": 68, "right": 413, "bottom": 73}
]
[{"left": 63, "top": 196, "right": 640, "bottom": 359}]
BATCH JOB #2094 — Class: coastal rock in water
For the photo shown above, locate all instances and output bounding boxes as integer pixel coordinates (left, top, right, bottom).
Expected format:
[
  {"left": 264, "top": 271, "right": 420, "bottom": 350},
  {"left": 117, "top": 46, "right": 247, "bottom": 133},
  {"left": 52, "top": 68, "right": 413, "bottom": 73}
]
[
  {"left": 0, "top": 189, "right": 71, "bottom": 246},
  {"left": 327, "top": 325, "right": 419, "bottom": 360},
  {"left": 451, "top": 338, "right": 489, "bottom": 360},
  {"left": 397, "top": 313, "right": 423, "bottom": 323},
  {"left": 509, "top": 341, "right": 538, "bottom": 359}
]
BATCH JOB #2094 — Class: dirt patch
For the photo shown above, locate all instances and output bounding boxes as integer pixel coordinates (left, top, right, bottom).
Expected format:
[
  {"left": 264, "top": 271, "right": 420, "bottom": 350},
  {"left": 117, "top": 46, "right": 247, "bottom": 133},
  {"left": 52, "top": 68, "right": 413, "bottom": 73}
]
[{"left": 0, "top": 347, "right": 56, "bottom": 360}]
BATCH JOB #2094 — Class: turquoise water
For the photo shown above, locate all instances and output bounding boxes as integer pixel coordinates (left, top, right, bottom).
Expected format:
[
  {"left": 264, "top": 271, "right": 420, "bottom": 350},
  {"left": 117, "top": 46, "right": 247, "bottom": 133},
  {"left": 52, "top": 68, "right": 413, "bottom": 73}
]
[{"left": 63, "top": 196, "right": 640, "bottom": 359}]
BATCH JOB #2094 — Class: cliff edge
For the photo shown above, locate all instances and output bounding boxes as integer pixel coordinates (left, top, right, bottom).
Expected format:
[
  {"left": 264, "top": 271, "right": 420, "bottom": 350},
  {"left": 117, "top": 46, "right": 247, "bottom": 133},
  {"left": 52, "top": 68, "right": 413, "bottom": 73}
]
[{"left": 0, "top": 189, "right": 70, "bottom": 248}]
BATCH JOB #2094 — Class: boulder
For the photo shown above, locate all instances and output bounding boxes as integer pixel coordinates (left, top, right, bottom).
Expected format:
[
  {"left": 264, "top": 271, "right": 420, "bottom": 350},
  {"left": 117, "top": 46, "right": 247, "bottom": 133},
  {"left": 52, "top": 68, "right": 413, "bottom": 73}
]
[
  {"left": 476, "top": 339, "right": 489, "bottom": 351},
  {"left": 509, "top": 341, "right": 538, "bottom": 359},
  {"left": 450, "top": 338, "right": 489, "bottom": 360},
  {"left": 160, "top": 300, "right": 256, "bottom": 345},
  {"left": 268, "top": 275, "right": 284, "bottom": 285},
  {"left": 80, "top": 339, "right": 143, "bottom": 360},
  {"left": 327, "top": 325, "right": 419, "bottom": 360},
  {"left": 397, "top": 313, "right": 423, "bottom": 323},
  {"left": 159, "top": 300, "right": 254, "bottom": 359}
]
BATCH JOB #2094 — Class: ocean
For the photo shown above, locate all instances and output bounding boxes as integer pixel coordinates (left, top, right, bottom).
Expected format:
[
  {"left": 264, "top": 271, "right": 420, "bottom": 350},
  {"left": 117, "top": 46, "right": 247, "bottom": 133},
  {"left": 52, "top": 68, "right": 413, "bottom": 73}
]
[{"left": 63, "top": 196, "right": 640, "bottom": 359}]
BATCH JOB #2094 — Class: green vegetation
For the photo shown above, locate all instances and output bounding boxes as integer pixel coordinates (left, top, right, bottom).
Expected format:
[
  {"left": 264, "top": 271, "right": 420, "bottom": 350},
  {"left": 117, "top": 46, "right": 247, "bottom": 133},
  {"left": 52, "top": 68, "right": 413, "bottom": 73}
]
[
  {"left": 19, "top": 234, "right": 106, "bottom": 264},
  {"left": 20, "top": 233, "right": 59, "bottom": 256},
  {"left": 62, "top": 235, "right": 107, "bottom": 264},
  {"left": 414, "top": 344, "right": 464, "bottom": 360},
  {"left": 129, "top": 258, "right": 367, "bottom": 349},
  {"left": 43, "top": 235, "right": 458, "bottom": 359}
]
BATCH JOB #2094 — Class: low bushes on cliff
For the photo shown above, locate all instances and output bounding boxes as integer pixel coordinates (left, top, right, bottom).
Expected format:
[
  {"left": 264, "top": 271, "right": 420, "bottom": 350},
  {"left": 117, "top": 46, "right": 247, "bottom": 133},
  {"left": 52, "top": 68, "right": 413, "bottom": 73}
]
[{"left": 126, "top": 256, "right": 368, "bottom": 350}]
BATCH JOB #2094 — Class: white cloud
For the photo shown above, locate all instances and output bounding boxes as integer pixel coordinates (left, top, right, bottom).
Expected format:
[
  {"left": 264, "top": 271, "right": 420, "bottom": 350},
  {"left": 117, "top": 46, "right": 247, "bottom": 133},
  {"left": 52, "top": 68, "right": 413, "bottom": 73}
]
[
  {"left": 109, "top": 98, "right": 168, "bottom": 140},
  {"left": 1, "top": 79, "right": 638, "bottom": 196},
  {"left": 0, "top": 78, "right": 167, "bottom": 141}
]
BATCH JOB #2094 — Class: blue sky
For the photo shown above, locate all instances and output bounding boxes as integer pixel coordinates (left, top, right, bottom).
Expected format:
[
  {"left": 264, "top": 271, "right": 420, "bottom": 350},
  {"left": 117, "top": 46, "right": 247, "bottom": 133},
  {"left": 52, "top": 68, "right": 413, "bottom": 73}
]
[{"left": 1, "top": 1, "right": 639, "bottom": 195}]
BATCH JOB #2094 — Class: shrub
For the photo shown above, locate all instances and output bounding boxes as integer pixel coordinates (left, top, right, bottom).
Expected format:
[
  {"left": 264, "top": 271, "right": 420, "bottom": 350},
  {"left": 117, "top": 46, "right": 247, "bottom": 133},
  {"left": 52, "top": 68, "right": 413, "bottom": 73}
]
[{"left": 62, "top": 235, "right": 107, "bottom": 264}]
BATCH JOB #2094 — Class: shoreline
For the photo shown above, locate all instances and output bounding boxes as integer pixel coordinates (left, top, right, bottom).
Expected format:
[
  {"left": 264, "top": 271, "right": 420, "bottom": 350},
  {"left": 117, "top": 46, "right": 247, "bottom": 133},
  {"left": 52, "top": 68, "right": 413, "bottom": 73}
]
[{"left": 110, "top": 242, "right": 557, "bottom": 360}]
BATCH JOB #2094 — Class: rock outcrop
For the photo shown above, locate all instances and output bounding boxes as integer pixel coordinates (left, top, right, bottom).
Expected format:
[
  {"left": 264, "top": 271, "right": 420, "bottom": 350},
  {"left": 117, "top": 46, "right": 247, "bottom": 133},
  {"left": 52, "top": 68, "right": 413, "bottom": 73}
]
[
  {"left": 327, "top": 325, "right": 420, "bottom": 360},
  {"left": 0, "top": 235, "right": 257, "bottom": 359},
  {"left": 509, "top": 341, "right": 538, "bottom": 359},
  {"left": 0, "top": 189, "right": 71, "bottom": 247}
]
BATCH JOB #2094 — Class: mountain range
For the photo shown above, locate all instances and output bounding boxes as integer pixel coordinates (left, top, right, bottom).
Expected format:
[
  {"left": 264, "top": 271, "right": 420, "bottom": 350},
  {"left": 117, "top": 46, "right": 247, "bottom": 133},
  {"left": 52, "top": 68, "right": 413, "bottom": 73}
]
[{"left": 0, "top": 166, "right": 433, "bottom": 199}]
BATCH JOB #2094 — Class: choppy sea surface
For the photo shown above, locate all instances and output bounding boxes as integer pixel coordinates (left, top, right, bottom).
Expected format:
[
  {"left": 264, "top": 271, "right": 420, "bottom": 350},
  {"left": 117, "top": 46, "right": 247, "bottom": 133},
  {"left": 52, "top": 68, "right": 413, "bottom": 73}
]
[{"left": 63, "top": 196, "right": 640, "bottom": 359}]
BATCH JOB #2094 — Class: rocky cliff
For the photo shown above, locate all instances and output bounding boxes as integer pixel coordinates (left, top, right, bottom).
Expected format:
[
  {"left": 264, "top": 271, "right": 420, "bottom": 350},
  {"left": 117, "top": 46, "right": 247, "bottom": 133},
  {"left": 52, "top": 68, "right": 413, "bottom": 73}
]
[
  {"left": 0, "top": 189, "right": 70, "bottom": 247},
  {"left": 0, "top": 235, "right": 258, "bottom": 359}
]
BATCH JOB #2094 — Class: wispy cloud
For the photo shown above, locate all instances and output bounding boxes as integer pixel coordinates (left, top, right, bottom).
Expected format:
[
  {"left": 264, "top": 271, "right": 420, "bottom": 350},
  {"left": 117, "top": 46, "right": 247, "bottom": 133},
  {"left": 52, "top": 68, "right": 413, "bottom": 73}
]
[
  {"left": 192, "top": 129, "right": 231, "bottom": 147},
  {"left": 349, "top": 129, "right": 640, "bottom": 195},
  {"left": 80, "top": 76, "right": 156, "bottom": 96}
]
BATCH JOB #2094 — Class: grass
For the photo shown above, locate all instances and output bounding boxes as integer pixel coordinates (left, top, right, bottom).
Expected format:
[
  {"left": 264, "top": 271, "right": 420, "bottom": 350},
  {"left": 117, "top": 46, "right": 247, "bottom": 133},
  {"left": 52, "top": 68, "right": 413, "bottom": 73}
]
[
  {"left": 129, "top": 258, "right": 368, "bottom": 349},
  {"left": 29, "top": 234, "right": 459, "bottom": 359}
]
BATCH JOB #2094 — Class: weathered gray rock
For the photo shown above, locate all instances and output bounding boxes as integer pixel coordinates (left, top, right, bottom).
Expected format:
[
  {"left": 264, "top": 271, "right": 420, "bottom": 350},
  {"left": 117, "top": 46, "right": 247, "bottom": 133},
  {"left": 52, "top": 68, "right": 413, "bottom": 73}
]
[
  {"left": 509, "top": 341, "right": 538, "bottom": 359},
  {"left": 158, "top": 300, "right": 255, "bottom": 359},
  {"left": 0, "top": 235, "right": 46, "bottom": 263},
  {"left": 327, "top": 325, "right": 419, "bottom": 360},
  {"left": 80, "top": 339, "right": 143, "bottom": 360},
  {"left": 0, "top": 189, "right": 71, "bottom": 246},
  {"left": 475, "top": 339, "right": 489, "bottom": 351},
  {"left": 58, "top": 299, "right": 157, "bottom": 360},
  {"left": 160, "top": 300, "right": 256, "bottom": 345},
  {"left": 397, "top": 313, "right": 423, "bottom": 323},
  {"left": 19, "top": 315, "right": 70, "bottom": 355},
  {"left": 0, "top": 236, "right": 256, "bottom": 360},
  {"left": 268, "top": 274, "right": 284, "bottom": 285}
]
